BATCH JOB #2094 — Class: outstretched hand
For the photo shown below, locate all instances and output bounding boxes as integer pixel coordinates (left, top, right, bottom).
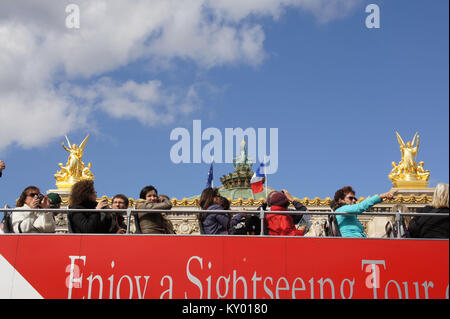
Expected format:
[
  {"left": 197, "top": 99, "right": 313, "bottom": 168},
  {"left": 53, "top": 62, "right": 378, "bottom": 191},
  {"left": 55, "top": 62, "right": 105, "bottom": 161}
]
[{"left": 380, "top": 189, "right": 398, "bottom": 200}]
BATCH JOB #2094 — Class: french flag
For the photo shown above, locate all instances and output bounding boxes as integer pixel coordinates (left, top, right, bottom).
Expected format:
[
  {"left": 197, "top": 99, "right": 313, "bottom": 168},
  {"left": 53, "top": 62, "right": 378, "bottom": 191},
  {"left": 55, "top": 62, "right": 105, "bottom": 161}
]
[{"left": 251, "top": 163, "right": 266, "bottom": 194}]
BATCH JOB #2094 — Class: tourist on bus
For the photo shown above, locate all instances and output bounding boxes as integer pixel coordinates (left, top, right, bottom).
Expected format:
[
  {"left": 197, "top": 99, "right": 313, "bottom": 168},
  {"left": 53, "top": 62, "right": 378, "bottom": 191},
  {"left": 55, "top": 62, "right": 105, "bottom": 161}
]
[
  {"left": 109, "top": 194, "right": 129, "bottom": 234},
  {"left": 198, "top": 188, "right": 230, "bottom": 235},
  {"left": 257, "top": 190, "right": 277, "bottom": 212},
  {"left": 332, "top": 186, "right": 398, "bottom": 238},
  {"left": 219, "top": 196, "right": 231, "bottom": 210},
  {"left": 135, "top": 185, "right": 172, "bottom": 234},
  {"left": 265, "top": 190, "right": 306, "bottom": 236},
  {"left": 68, "top": 180, "right": 111, "bottom": 233},
  {"left": 255, "top": 190, "right": 307, "bottom": 234},
  {"left": 408, "top": 183, "right": 449, "bottom": 239},
  {"left": 12, "top": 186, "right": 56, "bottom": 233}
]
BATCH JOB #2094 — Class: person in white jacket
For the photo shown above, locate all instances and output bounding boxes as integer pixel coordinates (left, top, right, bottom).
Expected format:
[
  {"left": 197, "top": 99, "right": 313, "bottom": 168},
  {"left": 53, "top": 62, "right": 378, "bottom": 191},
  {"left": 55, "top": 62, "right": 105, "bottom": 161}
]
[{"left": 12, "top": 186, "right": 56, "bottom": 233}]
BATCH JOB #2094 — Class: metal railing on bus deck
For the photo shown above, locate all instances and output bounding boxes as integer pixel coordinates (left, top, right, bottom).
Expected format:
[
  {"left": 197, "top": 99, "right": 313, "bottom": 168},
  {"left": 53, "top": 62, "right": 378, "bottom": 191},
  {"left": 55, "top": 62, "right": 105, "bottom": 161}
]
[{"left": 1, "top": 207, "right": 449, "bottom": 238}]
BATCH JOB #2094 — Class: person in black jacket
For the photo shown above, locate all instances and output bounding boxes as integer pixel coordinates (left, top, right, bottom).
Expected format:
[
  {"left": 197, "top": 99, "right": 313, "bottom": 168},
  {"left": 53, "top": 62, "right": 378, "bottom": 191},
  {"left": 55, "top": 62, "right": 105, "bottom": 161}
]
[
  {"left": 409, "top": 183, "right": 449, "bottom": 239},
  {"left": 68, "top": 180, "right": 111, "bottom": 233}
]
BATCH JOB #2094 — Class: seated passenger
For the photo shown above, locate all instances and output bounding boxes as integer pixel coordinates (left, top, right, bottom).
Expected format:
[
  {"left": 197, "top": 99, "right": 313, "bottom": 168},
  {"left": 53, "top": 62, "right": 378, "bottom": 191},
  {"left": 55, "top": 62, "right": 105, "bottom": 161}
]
[
  {"left": 12, "top": 186, "right": 56, "bottom": 233},
  {"left": 135, "top": 185, "right": 172, "bottom": 234},
  {"left": 333, "top": 186, "right": 397, "bottom": 238},
  {"left": 198, "top": 188, "right": 230, "bottom": 235},
  {"left": 219, "top": 196, "right": 231, "bottom": 210},
  {"left": 265, "top": 190, "right": 306, "bottom": 236},
  {"left": 47, "top": 193, "right": 62, "bottom": 209},
  {"left": 68, "top": 180, "right": 111, "bottom": 233},
  {"left": 408, "top": 183, "right": 449, "bottom": 239},
  {"left": 109, "top": 194, "right": 129, "bottom": 234}
]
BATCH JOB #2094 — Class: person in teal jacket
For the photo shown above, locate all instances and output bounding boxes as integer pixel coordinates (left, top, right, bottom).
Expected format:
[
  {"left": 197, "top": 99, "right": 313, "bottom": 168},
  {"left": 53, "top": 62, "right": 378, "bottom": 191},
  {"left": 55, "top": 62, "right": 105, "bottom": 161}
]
[{"left": 332, "top": 186, "right": 398, "bottom": 238}]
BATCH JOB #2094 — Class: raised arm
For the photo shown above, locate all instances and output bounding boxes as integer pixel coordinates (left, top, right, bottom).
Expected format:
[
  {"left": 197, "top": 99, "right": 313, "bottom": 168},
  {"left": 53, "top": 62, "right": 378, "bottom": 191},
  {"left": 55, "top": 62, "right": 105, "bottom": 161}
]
[
  {"left": 62, "top": 142, "right": 70, "bottom": 153},
  {"left": 282, "top": 189, "right": 306, "bottom": 223},
  {"left": 336, "top": 190, "right": 397, "bottom": 214}
]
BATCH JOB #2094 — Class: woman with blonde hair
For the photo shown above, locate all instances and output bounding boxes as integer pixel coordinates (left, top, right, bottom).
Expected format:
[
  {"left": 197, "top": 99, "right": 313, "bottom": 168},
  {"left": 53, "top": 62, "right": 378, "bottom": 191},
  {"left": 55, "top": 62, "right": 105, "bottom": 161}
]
[{"left": 408, "top": 183, "right": 449, "bottom": 238}]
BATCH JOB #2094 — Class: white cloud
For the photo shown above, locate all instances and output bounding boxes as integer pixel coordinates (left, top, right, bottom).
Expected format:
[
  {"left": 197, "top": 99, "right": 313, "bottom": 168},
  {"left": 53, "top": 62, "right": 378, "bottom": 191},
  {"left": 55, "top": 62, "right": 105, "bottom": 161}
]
[
  {"left": 0, "top": 0, "right": 360, "bottom": 152},
  {"left": 65, "top": 78, "right": 200, "bottom": 127}
]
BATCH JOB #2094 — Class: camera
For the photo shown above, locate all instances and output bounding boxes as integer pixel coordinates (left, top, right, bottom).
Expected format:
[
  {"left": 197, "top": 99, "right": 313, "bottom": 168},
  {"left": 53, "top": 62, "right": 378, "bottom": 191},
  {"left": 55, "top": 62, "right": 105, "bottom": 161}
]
[{"left": 37, "top": 194, "right": 44, "bottom": 202}]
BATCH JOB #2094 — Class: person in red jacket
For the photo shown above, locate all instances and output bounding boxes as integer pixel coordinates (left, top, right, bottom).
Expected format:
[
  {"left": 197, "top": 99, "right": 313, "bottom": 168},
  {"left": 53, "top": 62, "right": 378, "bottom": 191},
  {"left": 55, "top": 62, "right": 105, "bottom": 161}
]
[{"left": 265, "top": 190, "right": 306, "bottom": 236}]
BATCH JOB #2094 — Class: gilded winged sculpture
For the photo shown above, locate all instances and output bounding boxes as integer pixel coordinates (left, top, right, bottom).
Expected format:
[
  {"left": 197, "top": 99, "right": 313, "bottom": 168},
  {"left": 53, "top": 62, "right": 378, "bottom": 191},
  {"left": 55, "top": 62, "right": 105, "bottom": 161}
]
[
  {"left": 55, "top": 134, "right": 94, "bottom": 188},
  {"left": 389, "top": 132, "right": 430, "bottom": 184}
]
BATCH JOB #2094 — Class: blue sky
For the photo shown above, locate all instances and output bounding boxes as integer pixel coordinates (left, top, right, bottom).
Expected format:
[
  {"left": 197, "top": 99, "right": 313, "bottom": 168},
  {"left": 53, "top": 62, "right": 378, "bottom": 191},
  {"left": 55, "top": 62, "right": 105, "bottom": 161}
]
[{"left": 0, "top": 0, "right": 448, "bottom": 207}]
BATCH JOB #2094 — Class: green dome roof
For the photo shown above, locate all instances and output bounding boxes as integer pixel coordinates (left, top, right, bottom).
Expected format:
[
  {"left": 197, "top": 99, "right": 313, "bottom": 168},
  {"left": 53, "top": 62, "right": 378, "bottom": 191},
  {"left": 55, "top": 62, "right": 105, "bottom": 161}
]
[{"left": 188, "top": 140, "right": 276, "bottom": 201}]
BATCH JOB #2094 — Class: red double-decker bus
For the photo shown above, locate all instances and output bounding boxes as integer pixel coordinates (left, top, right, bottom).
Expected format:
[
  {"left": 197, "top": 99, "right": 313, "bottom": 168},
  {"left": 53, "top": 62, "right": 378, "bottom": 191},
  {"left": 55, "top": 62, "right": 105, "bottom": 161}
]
[{"left": 1, "top": 208, "right": 448, "bottom": 300}]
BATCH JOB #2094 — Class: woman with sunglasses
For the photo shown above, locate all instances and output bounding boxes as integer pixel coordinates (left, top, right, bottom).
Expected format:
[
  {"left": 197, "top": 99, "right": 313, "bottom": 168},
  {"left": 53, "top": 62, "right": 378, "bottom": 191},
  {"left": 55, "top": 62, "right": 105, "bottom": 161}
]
[
  {"left": 331, "top": 186, "right": 397, "bottom": 238},
  {"left": 12, "top": 186, "right": 56, "bottom": 233}
]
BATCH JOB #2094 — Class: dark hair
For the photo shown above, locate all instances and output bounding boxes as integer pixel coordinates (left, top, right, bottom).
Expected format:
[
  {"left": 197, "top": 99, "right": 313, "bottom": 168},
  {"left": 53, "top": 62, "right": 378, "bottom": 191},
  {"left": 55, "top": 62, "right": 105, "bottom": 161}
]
[
  {"left": 199, "top": 188, "right": 219, "bottom": 210},
  {"left": 329, "top": 200, "right": 340, "bottom": 211},
  {"left": 112, "top": 194, "right": 129, "bottom": 207},
  {"left": 70, "top": 180, "right": 96, "bottom": 207},
  {"left": 139, "top": 185, "right": 158, "bottom": 200},
  {"left": 332, "top": 186, "right": 356, "bottom": 210},
  {"left": 16, "top": 186, "right": 40, "bottom": 208},
  {"left": 198, "top": 188, "right": 220, "bottom": 222},
  {"left": 219, "top": 196, "right": 230, "bottom": 210}
]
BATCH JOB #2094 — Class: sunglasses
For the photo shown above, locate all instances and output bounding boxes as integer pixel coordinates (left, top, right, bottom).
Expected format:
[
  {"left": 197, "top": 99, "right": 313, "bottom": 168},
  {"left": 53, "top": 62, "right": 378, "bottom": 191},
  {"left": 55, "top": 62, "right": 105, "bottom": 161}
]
[
  {"left": 346, "top": 196, "right": 357, "bottom": 201},
  {"left": 27, "top": 193, "right": 40, "bottom": 198}
]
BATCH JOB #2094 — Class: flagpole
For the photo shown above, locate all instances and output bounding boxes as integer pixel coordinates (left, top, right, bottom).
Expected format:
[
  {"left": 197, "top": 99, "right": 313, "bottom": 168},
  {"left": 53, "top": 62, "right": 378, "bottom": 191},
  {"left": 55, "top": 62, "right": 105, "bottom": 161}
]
[
  {"left": 211, "top": 156, "right": 214, "bottom": 188},
  {"left": 264, "top": 155, "right": 268, "bottom": 200}
]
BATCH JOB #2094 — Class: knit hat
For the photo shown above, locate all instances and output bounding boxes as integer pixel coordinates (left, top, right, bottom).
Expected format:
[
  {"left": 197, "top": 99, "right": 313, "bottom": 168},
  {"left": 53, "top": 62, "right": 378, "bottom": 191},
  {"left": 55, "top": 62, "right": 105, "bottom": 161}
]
[
  {"left": 47, "top": 193, "right": 62, "bottom": 206},
  {"left": 269, "top": 192, "right": 289, "bottom": 208}
]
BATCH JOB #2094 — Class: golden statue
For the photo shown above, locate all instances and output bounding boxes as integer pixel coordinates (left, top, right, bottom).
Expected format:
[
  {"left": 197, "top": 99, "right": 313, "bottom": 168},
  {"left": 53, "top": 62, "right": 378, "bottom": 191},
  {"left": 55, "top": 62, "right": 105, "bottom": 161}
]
[
  {"left": 389, "top": 132, "right": 430, "bottom": 188},
  {"left": 55, "top": 134, "right": 95, "bottom": 190}
]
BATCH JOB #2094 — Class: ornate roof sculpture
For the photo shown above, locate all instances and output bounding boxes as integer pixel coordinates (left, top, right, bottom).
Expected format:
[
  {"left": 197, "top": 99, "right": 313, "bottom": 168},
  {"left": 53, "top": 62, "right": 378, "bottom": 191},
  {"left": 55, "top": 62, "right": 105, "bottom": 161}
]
[
  {"left": 54, "top": 134, "right": 95, "bottom": 191},
  {"left": 218, "top": 139, "right": 273, "bottom": 200},
  {"left": 389, "top": 131, "right": 430, "bottom": 189}
]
